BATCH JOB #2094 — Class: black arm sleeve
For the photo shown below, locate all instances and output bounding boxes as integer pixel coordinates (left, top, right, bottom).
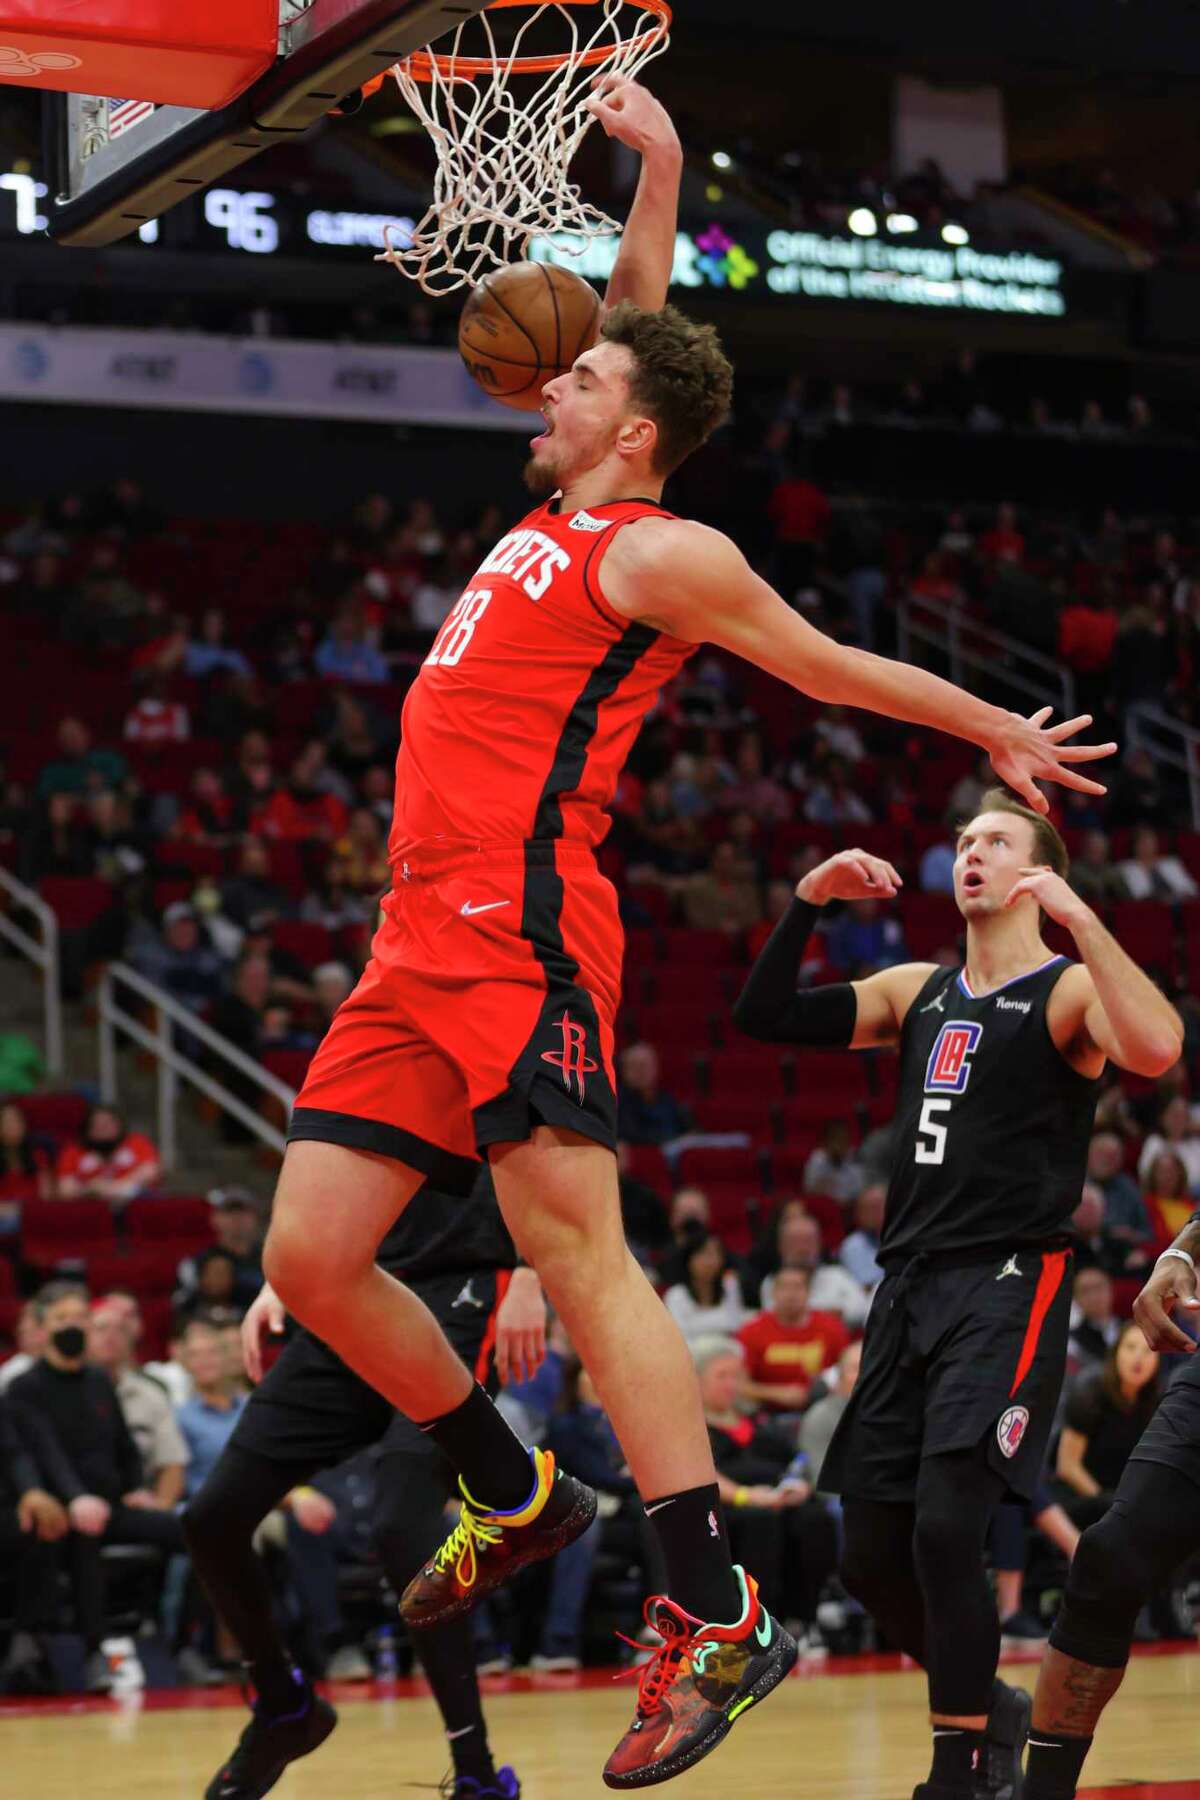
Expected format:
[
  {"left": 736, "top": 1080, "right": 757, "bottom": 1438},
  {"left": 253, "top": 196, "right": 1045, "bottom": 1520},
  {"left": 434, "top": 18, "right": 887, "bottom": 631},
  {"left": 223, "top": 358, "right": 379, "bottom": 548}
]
[{"left": 732, "top": 899, "right": 858, "bottom": 1046}]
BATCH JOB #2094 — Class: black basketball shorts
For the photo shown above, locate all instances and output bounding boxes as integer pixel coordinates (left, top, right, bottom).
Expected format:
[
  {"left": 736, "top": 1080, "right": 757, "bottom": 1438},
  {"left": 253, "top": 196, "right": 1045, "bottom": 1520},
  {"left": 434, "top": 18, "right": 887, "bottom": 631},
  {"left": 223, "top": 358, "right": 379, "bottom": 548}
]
[
  {"left": 230, "top": 1269, "right": 504, "bottom": 1470},
  {"left": 821, "top": 1244, "right": 1072, "bottom": 1504}
]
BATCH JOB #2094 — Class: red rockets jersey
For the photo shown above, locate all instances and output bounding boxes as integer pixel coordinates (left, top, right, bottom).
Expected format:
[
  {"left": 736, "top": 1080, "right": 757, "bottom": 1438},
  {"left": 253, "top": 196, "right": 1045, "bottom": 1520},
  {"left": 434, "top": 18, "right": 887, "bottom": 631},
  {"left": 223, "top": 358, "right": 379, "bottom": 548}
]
[{"left": 390, "top": 497, "right": 694, "bottom": 861}]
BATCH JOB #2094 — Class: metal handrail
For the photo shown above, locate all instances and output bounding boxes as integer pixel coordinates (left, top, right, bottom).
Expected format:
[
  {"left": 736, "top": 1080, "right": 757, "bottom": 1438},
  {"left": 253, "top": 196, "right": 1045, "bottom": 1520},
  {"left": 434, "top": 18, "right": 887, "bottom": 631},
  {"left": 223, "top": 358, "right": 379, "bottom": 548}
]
[
  {"left": 896, "top": 591, "right": 1076, "bottom": 719},
  {"left": 0, "top": 867, "right": 63, "bottom": 1078},
  {"left": 98, "top": 962, "right": 297, "bottom": 1170},
  {"left": 1127, "top": 705, "right": 1200, "bottom": 829}
]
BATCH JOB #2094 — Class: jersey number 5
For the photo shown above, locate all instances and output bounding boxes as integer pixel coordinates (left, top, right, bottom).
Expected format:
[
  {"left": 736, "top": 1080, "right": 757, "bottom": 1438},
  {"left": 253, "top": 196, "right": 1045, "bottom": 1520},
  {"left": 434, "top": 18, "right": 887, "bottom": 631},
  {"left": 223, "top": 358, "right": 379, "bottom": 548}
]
[
  {"left": 426, "top": 588, "right": 492, "bottom": 668},
  {"left": 915, "top": 1097, "right": 951, "bottom": 1165}
]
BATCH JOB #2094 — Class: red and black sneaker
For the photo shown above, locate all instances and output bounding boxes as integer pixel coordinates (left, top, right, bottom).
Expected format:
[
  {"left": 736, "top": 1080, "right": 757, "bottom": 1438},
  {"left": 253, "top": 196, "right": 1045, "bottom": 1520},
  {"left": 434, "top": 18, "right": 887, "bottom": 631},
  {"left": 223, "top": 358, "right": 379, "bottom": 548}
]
[
  {"left": 401, "top": 1447, "right": 597, "bottom": 1630},
  {"left": 603, "top": 1566, "right": 797, "bottom": 1789}
]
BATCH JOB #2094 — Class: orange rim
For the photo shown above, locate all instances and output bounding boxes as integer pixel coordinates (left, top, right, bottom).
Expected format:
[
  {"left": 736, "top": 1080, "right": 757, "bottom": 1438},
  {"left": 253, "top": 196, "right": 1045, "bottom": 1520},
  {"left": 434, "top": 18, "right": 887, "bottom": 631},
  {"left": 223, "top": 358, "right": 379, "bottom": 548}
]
[{"left": 398, "top": 0, "right": 671, "bottom": 83}]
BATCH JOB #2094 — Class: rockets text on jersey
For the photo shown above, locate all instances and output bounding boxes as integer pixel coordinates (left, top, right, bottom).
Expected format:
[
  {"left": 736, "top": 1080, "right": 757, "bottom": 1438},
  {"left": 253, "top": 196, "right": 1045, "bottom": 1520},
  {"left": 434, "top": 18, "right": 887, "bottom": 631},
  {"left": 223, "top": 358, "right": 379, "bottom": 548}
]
[{"left": 391, "top": 497, "right": 695, "bottom": 859}]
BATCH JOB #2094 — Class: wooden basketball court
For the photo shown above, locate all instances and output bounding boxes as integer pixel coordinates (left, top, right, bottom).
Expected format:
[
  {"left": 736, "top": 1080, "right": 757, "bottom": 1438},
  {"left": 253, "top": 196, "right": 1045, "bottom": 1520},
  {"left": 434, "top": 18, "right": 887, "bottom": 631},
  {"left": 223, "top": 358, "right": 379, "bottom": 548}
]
[{"left": 5, "top": 1646, "right": 1200, "bottom": 1799}]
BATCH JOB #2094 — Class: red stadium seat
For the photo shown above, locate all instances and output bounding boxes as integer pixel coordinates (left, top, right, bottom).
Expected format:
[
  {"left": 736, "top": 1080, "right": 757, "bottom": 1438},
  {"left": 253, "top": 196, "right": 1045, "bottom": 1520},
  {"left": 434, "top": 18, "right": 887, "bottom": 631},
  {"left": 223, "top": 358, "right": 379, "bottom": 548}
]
[
  {"left": 0, "top": 1258, "right": 16, "bottom": 1297},
  {"left": 696, "top": 1181, "right": 761, "bottom": 1255},
  {"left": 16, "top": 1092, "right": 90, "bottom": 1139},
  {"left": 87, "top": 1246, "right": 183, "bottom": 1296},
  {"left": 622, "top": 1144, "right": 671, "bottom": 1194},
  {"left": 273, "top": 920, "right": 336, "bottom": 967},
  {"left": 263, "top": 1047, "right": 315, "bottom": 1092},
  {"left": 677, "top": 1144, "right": 762, "bottom": 1188},
  {"left": 1111, "top": 902, "right": 1177, "bottom": 981},
  {"left": 125, "top": 1195, "right": 213, "bottom": 1251},
  {"left": 22, "top": 1198, "right": 115, "bottom": 1266},
  {"left": 900, "top": 894, "right": 962, "bottom": 959},
  {"left": 37, "top": 877, "right": 115, "bottom": 930},
  {"left": 139, "top": 1297, "right": 175, "bottom": 1361},
  {"left": 155, "top": 841, "right": 228, "bottom": 879}
]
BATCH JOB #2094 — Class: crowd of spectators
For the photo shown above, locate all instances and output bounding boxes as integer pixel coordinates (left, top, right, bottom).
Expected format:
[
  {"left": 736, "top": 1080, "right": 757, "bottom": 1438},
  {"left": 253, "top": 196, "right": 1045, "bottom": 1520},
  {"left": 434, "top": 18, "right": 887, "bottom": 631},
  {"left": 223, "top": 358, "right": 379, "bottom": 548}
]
[{"left": 0, "top": 462, "right": 1199, "bottom": 1685}]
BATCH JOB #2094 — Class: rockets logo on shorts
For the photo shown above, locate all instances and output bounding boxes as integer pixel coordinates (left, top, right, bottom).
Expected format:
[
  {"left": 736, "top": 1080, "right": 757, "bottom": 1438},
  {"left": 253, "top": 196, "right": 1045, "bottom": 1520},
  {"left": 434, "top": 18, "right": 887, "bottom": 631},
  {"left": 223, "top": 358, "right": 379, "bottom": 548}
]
[
  {"left": 540, "top": 1010, "right": 599, "bottom": 1103},
  {"left": 924, "top": 1020, "right": 983, "bottom": 1095},
  {"left": 996, "top": 1405, "right": 1030, "bottom": 1459}
]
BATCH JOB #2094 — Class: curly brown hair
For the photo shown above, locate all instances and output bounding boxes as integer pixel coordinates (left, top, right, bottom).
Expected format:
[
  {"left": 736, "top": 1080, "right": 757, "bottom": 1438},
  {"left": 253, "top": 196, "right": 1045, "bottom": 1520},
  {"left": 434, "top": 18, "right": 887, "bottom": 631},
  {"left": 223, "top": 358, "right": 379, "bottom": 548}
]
[{"left": 599, "top": 300, "right": 733, "bottom": 476}]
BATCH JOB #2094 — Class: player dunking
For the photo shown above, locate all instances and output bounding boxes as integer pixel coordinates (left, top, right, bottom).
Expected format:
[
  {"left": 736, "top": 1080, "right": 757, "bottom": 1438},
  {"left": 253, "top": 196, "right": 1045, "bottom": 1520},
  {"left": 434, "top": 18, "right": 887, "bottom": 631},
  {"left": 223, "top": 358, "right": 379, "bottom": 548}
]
[
  {"left": 1019, "top": 1225, "right": 1200, "bottom": 1800},
  {"left": 261, "top": 79, "right": 1115, "bottom": 1788},
  {"left": 733, "top": 791, "right": 1182, "bottom": 1800}
]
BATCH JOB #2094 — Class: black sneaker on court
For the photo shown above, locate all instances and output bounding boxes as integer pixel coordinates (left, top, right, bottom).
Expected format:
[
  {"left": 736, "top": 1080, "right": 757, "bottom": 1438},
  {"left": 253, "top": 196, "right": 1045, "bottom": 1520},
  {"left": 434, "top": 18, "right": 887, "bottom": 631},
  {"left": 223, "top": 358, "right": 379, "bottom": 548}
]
[
  {"left": 980, "top": 1679, "right": 1032, "bottom": 1800},
  {"left": 204, "top": 1683, "right": 337, "bottom": 1799},
  {"left": 911, "top": 1682, "right": 1032, "bottom": 1800},
  {"left": 401, "top": 1448, "right": 597, "bottom": 1630}
]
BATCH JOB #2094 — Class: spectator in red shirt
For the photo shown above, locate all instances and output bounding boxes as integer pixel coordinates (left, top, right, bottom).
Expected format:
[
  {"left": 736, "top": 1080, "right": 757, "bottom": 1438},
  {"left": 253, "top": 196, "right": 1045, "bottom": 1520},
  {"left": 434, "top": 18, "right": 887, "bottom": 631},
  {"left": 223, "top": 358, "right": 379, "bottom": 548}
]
[
  {"left": 768, "top": 468, "right": 831, "bottom": 597},
  {"left": 172, "top": 768, "right": 237, "bottom": 846},
  {"left": 737, "top": 1267, "right": 850, "bottom": 1415},
  {"left": 55, "top": 1106, "right": 161, "bottom": 1207},
  {"left": 124, "top": 675, "right": 190, "bottom": 745},
  {"left": 252, "top": 746, "right": 349, "bottom": 845},
  {"left": 0, "top": 1103, "right": 53, "bottom": 1234},
  {"left": 977, "top": 501, "right": 1025, "bottom": 565},
  {"left": 1058, "top": 593, "right": 1118, "bottom": 680}
]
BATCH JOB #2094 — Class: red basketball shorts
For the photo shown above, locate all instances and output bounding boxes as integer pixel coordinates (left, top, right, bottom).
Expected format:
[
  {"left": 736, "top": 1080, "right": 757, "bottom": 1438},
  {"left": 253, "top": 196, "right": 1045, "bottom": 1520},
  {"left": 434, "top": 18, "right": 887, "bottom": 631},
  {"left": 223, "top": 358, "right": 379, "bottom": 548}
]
[{"left": 288, "top": 840, "right": 622, "bottom": 1193}]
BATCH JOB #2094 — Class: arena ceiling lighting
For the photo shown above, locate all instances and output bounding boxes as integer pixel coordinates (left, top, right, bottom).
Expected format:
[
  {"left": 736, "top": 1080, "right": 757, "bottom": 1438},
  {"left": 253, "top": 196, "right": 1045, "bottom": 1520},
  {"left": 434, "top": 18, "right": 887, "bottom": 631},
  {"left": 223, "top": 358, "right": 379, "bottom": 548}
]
[
  {"left": 942, "top": 223, "right": 970, "bottom": 245},
  {"left": 886, "top": 213, "right": 919, "bottom": 233},
  {"left": 710, "top": 150, "right": 733, "bottom": 170},
  {"left": 847, "top": 208, "right": 877, "bottom": 236}
]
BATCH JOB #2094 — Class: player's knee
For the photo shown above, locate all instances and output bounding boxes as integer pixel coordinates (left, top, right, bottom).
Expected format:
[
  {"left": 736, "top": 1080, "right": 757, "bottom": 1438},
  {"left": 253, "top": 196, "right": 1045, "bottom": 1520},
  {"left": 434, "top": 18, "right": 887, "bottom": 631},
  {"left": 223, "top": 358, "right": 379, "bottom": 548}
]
[
  {"left": 263, "top": 1211, "right": 363, "bottom": 1320},
  {"left": 913, "top": 1491, "right": 986, "bottom": 1579},
  {"left": 1052, "top": 1510, "right": 1147, "bottom": 1667}
]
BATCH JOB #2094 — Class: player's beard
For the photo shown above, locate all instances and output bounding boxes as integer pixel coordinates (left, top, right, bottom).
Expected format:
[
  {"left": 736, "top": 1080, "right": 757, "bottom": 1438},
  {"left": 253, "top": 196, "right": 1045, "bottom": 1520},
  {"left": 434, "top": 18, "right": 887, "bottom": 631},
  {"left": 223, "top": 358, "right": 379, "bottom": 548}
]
[{"left": 523, "top": 448, "right": 560, "bottom": 497}]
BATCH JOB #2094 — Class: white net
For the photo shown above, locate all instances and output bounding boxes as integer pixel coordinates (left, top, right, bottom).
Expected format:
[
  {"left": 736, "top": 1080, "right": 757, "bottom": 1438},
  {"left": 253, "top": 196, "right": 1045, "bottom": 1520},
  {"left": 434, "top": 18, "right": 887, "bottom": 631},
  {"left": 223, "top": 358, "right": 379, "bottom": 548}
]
[{"left": 376, "top": 0, "right": 671, "bottom": 295}]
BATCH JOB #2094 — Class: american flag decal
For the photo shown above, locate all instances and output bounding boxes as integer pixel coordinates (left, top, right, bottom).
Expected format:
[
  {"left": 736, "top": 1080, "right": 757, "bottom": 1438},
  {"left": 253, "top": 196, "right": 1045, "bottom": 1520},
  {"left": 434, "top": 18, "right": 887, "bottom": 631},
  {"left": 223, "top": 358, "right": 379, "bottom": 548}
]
[{"left": 107, "top": 98, "right": 155, "bottom": 139}]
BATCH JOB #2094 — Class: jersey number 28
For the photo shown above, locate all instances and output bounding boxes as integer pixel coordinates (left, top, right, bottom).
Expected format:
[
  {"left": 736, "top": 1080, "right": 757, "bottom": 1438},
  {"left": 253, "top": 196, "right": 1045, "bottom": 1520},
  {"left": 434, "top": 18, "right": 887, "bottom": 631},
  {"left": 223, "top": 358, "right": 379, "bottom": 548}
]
[
  {"left": 426, "top": 588, "right": 492, "bottom": 668},
  {"left": 915, "top": 1097, "right": 951, "bottom": 1165}
]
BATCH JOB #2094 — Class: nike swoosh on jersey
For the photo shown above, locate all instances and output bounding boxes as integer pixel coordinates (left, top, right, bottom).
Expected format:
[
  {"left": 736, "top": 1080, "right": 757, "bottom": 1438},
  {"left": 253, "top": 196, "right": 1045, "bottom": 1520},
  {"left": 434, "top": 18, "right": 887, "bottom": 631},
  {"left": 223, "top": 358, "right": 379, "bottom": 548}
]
[{"left": 461, "top": 900, "right": 511, "bottom": 916}]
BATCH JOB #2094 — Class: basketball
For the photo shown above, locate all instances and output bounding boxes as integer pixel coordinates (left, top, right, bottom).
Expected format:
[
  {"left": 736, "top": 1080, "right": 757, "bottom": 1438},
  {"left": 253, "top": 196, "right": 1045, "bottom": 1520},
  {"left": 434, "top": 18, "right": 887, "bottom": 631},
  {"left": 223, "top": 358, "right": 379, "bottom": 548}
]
[{"left": 458, "top": 262, "right": 602, "bottom": 412}]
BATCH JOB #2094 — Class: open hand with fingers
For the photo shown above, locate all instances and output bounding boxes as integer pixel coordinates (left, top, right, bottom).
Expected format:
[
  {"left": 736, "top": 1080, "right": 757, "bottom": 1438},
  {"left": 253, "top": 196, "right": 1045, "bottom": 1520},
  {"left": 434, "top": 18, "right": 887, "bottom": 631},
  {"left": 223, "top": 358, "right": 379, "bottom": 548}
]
[
  {"left": 796, "top": 849, "right": 902, "bottom": 908},
  {"left": 1134, "top": 1254, "right": 1200, "bottom": 1354},
  {"left": 987, "top": 707, "right": 1116, "bottom": 815}
]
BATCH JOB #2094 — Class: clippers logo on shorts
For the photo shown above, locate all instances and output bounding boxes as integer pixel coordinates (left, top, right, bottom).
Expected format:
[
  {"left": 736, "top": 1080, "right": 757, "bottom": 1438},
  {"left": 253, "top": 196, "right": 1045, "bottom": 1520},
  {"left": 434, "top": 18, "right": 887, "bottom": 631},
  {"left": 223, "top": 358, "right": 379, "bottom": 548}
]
[
  {"left": 924, "top": 1020, "right": 984, "bottom": 1095},
  {"left": 540, "top": 1010, "right": 599, "bottom": 1103},
  {"left": 996, "top": 1405, "right": 1030, "bottom": 1459}
]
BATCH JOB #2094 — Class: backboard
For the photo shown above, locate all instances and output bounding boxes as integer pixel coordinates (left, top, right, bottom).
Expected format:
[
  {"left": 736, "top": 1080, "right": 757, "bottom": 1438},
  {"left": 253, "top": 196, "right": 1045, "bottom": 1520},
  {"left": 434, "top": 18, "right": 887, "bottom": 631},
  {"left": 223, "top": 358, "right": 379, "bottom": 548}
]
[{"left": 44, "top": 0, "right": 490, "bottom": 248}]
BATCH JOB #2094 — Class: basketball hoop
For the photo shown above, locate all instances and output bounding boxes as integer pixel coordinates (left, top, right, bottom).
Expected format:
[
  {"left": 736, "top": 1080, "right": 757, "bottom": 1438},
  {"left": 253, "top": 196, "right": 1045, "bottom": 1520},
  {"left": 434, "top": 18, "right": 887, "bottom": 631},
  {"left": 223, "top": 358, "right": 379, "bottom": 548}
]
[{"left": 375, "top": 0, "right": 671, "bottom": 295}]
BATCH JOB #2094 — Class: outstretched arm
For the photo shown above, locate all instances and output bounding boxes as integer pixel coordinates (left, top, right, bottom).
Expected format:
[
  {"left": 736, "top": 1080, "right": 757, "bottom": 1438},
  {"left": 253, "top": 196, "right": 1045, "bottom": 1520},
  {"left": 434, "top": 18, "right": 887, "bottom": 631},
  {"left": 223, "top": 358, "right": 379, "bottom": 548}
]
[
  {"left": 586, "top": 79, "right": 682, "bottom": 313},
  {"left": 599, "top": 518, "right": 1116, "bottom": 815}
]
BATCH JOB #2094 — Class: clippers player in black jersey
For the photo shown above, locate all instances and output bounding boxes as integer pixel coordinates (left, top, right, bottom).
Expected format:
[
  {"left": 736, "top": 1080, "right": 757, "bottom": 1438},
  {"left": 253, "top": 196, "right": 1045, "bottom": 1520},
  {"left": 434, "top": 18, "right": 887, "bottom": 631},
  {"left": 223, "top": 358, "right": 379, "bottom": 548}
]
[
  {"left": 733, "top": 789, "right": 1183, "bottom": 1800},
  {"left": 1020, "top": 1220, "right": 1200, "bottom": 1800},
  {"left": 183, "top": 1166, "right": 544, "bottom": 1800}
]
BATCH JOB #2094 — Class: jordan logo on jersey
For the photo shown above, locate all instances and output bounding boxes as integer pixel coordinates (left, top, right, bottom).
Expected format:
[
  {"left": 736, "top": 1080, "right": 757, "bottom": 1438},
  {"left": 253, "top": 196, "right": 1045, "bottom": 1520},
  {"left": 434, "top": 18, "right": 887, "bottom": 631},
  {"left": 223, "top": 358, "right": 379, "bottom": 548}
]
[
  {"left": 924, "top": 1020, "right": 983, "bottom": 1095},
  {"left": 541, "top": 1010, "right": 599, "bottom": 1103}
]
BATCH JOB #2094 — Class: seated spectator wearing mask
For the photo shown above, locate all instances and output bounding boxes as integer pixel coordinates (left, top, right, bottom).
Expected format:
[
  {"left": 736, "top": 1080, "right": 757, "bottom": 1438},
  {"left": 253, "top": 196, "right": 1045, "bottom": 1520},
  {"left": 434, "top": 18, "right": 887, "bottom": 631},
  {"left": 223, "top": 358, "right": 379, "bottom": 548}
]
[
  {"left": 662, "top": 1227, "right": 748, "bottom": 1344},
  {"left": 55, "top": 1105, "right": 161, "bottom": 1207},
  {"left": 839, "top": 1185, "right": 886, "bottom": 1292},
  {"left": 737, "top": 1267, "right": 850, "bottom": 1416},
  {"left": 758, "top": 1209, "right": 870, "bottom": 1329},
  {"left": 88, "top": 1301, "right": 188, "bottom": 1510},
  {"left": 0, "top": 1391, "right": 68, "bottom": 1695},
  {"left": 694, "top": 1337, "right": 839, "bottom": 1644},
  {"left": 7, "top": 1282, "right": 184, "bottom": 1693},
  {"left": 617, "top": 1042, "right": 693, "bottom": 1147},
  {"left": 176, "top": 1188, "right": 264, "bottom": 1311}
]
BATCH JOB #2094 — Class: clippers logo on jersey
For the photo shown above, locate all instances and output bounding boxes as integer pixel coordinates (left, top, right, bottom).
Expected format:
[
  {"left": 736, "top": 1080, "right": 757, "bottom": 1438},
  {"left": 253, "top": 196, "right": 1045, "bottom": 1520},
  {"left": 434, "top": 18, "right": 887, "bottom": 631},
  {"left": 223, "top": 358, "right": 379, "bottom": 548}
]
[
  {"left": 475, "top": 527, "right": 573, "bottom": 604},
  {"left": 996, "top": 1405, "right": 1030, "bottom": 1459},
  {"left": 540, "top": 1010, "right": 599, "bottom": 1103},
  {"left": 924, "top": 1020, "right": 984, "bottom": 1095}
]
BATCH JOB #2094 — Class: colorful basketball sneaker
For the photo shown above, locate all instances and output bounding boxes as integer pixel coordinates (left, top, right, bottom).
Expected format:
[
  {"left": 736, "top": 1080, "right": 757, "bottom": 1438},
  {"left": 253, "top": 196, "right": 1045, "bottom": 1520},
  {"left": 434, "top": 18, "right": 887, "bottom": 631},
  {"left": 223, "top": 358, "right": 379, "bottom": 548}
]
[
  {"left": 401, "top": 1447, "right": 597, "bottom": 1630},
  {"left": 603, "top": 1566, "right": 797, "bottom": 1789}
]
